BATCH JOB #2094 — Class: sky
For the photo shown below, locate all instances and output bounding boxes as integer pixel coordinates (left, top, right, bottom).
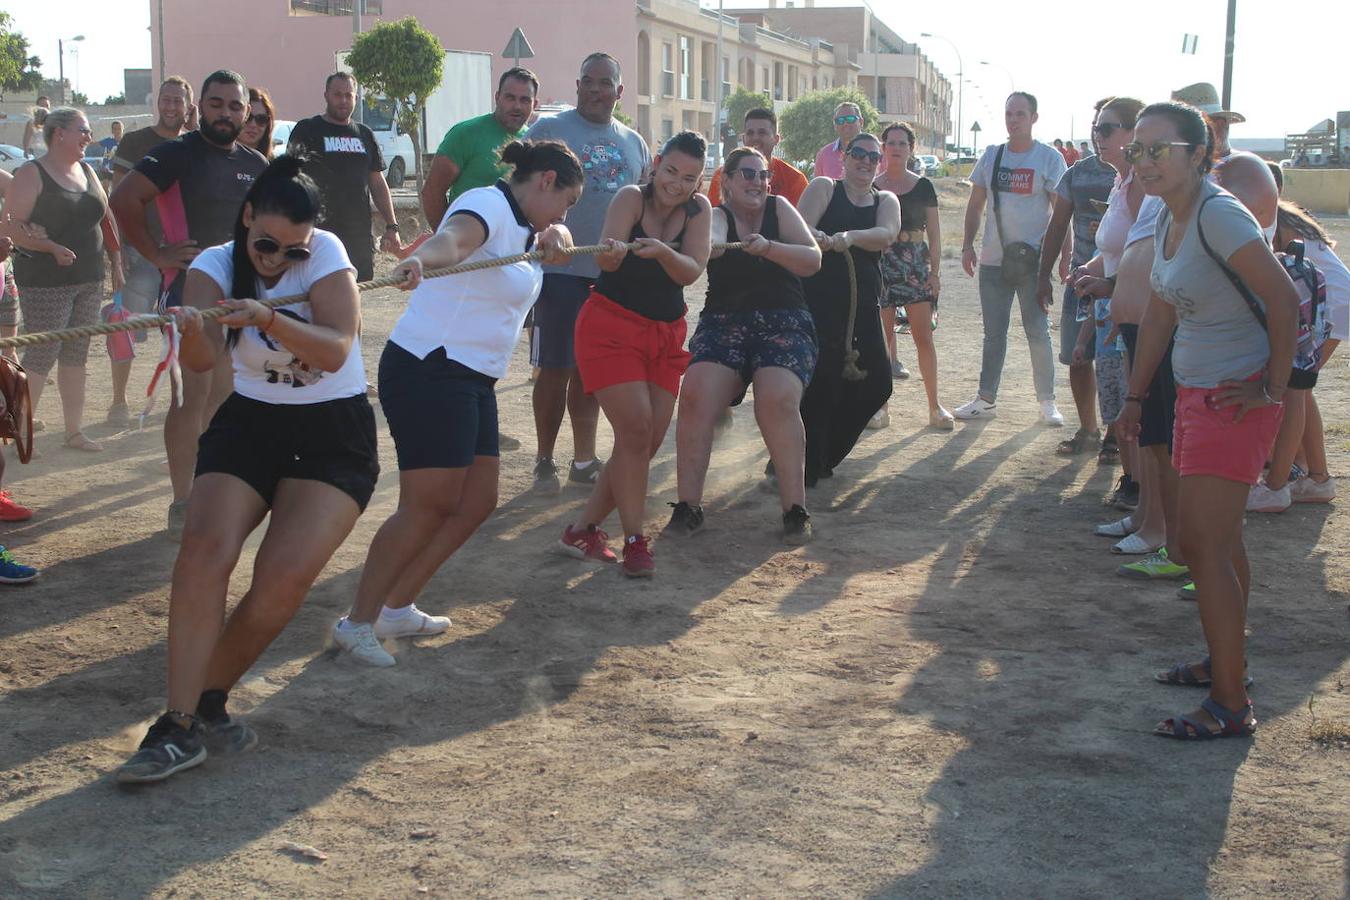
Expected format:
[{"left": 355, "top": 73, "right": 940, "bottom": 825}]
[{"left": 8, "top": 0, "right": 1347, "bottom": 144}]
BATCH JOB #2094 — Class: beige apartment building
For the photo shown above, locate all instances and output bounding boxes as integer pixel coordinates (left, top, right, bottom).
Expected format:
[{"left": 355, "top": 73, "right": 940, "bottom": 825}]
[{"left": 636, "top": 0, "right": 855, "bottom": 147}]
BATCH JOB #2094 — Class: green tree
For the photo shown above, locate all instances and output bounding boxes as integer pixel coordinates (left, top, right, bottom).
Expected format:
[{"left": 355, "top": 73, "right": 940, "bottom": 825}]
[
  {"left": 0, "top": 12, "right": 43, "bottom": 100},
  {"left": 103, "top": 93, "right": 126, "bottom": 105},
  {"left": 70, "top": 90, "right": 89, "bottom": 107},
  {"left": 345, "top": 16, "right": 443, "bottom": 190},
  {"left": 722, "top": 86, "right": 769, "bottom": 138},
  {"left": 778, "top": 86, "right": 880, "bottom": 166}
]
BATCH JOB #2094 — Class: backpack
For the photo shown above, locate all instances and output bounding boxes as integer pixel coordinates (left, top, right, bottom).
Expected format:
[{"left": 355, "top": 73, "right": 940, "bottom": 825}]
[{"left": 1194, "top": 194, "right": 1328, "bottom": 373}]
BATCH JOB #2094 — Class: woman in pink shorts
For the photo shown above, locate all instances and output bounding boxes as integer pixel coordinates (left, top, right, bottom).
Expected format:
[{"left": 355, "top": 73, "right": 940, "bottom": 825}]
[{"left": 1117, "top": 102, "right": 1299, "bottom": 741}]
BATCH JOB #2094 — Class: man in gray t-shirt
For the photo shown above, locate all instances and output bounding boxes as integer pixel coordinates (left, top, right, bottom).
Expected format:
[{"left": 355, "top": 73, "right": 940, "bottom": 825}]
[
  {"left": 523, "top": 52, "right": 652, "bottom": 494},
  {"left": 956, "top": 91, "right": 1068, "bottom": 424}
]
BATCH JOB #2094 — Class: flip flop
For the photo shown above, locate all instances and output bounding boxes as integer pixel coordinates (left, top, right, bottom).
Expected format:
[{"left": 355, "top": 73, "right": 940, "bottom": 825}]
[
  {"left": 1112, "top": 533, "right": 1160, "bottom": 555},
  {"left": 1094, "top": 516, "right": 1135, "bottom": 538}
]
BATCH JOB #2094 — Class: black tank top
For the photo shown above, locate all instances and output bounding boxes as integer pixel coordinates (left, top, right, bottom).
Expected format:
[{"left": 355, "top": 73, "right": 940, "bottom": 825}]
[
  {"left": 594, "top": 202, "right": 696, "bottom": 323},
  {"left": 703, "top": 198, "right": 805, "bottom": 314},
  {"left": 12, "top": 160, "right": 106, "bottom": 288},
  {"left": 803, "top": 180, "right": 883, "bottom": 338}
]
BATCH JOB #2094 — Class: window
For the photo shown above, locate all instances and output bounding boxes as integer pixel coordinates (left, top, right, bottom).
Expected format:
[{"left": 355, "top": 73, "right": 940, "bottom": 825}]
[
  {"left": 679, "top": 36, "right": 691, "bottom": 100},
  {"left": 773, "top": 62, "right": 783, "bottom": 101},
  {"left": 661, "top": 118, "right": 674, "bottom": 142},
  {"left": 662, "top": 43, "right": 674, "bottom": 97},
  {"left": 762, "top": 67, "right": 769, "bottom": 93},
  {"left": 721, "top": 56, "right": 731, "bottom": 98},
  {"left": 291, "top": 0, "right": 382, "bottom": 14}
]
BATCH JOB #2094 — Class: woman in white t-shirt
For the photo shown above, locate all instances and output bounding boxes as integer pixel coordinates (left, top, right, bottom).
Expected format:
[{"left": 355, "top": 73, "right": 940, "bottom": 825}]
[
  {"left": 1117, "top": 102, "right": 1300, "bottom": 742},
  {"left": 334, "top": 140, "right": 580, "bottom": 667},
  {"left": 118, "top": 155, "right": 377, "bottom": 784}
]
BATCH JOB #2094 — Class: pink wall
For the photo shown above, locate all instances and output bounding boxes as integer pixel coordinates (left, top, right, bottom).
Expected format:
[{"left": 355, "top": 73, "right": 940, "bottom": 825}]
[{"left": 151, "top": 1, "right": 639, "bottom": 132}]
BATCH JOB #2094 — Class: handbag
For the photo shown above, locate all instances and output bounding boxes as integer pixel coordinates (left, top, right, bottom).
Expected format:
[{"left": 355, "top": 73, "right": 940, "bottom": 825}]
[
  {"left": 0, "top": 355, "right": 34, "bottom": 463},
  {"left": 989, "top": 144, "right": 1041, "bottom": 285}
]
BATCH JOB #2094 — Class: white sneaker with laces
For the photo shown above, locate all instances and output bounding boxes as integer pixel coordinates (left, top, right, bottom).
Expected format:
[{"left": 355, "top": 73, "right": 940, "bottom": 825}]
[
  {"left": 1246, "top": 480, "right": 1291, "bottom": 513},
  {"left": 1039, "top": 401, "right": 1065, "bottom": 426},
  {"left": 333, "top": 619, "right": 396, "bottom": 667},
  {"left": 374, "top": 605, "right": 451, "bottom": 639},
  {"left": 1290, "top": 476, "right": 1335, "bottom": 504},
  {"left": 953, "top": 397, "right": 997, "bottom": 420}
]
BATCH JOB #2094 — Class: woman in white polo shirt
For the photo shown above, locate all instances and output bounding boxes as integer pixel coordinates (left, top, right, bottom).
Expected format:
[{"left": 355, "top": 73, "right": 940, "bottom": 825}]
[
  {"left": 334, "top": 139, "right": 581, "bottom": 667},
  {"left": 118, "top": 155, "right": 376, "bottom": 783}
]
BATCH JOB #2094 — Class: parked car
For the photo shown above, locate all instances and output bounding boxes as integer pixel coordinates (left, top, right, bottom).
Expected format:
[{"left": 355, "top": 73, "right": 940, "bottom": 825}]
[
  {"left": 271, "top": 119, "right": 296, "bottom": 156},
  {"left": 917, "top": 154, "right": 941, "bottom": 177},
  {"left": 0, "top": 144, "right": 26, "bottom": 173}
]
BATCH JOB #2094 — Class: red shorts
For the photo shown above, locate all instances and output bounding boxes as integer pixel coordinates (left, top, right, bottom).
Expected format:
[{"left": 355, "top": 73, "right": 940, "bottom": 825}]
[
  {"left": 574, "top": 291, "right": 690, "bottom": 396},
  {"left": 1172, "top": 379, "right": 1283, "bottom": 485}
]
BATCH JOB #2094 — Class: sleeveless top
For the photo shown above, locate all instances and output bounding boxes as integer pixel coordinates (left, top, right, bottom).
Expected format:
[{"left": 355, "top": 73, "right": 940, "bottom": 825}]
[
  {"left": 594, "top": 200, "right": 696, "bottom": 323},
  {"left": 803, "top": 180, "right": 883, "bottom": 338},
  {"left": 13, "top": 160, "right": 106, "bottom": 288},
  {"left": 703, "top": 198, "right": 805, "bottom": 314}
]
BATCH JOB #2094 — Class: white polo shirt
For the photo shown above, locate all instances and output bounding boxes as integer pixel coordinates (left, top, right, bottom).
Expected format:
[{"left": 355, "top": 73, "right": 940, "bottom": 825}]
[{"left": 388, "top": 181, "right": 541, "bottom": 379}]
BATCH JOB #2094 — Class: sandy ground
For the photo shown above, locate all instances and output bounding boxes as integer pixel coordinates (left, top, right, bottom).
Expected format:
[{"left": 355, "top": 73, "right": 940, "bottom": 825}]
[{"left": 0, "top": 191, "right": 1347, "bottom": 898}]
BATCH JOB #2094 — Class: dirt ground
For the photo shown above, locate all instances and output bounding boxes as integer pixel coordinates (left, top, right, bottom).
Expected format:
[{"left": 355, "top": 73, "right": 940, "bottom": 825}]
[{"left": 1, "top": 189, "right": 1347, "bottom": 898}]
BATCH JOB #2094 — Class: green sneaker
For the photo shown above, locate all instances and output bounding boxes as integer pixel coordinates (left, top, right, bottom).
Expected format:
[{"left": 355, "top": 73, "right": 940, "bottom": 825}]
[
  {"left": 1176, "top": 581, "right": 1197, "bottom": 601},
  {"left": 1117, "top": 549, "right": 1190, "bottom": 580}
]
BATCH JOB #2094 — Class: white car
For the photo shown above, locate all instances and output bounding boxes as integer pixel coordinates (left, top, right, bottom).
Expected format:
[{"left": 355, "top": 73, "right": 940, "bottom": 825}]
[
  {"left": 0, "top": 144, "right": 26, "bottom": 173},
  {"left": 917, "top": 154, "right": 941, "bottom": 177},
  {"left": 271, "top": 120, "right": 295, "bottom": 156}
]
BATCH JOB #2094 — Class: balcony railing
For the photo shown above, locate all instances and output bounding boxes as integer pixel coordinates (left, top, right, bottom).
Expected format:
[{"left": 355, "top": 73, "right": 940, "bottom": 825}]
[{"left": 291, "top": 0, "right": 383, "bottom": 15}]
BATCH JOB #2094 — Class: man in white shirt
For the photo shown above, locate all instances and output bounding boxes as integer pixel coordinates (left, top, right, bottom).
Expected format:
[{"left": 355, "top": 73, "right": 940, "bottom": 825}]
[{"left": 955, "top": 91, "right": 1068, "bottom": 424}]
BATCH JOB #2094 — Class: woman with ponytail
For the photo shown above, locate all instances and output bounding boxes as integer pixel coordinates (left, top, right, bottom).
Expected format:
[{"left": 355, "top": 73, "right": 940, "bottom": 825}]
[
  {"left": 118, "top": 154, "right": 376, "bottom": 783},
  {"left": 334, "top": 139, "right": 580, "bottom": 666}
]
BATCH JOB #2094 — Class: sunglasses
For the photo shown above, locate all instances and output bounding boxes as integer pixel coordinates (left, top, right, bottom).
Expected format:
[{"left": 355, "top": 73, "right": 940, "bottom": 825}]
[
  {"left": 1093, "top": 122, "right": 1128, "bottom": 138},
  {"left": 834, "top": 114, "right": 861, "bottom": 125},
  {"left": 847, "top": 147, "right": 882, "bottom": 164},
  {"left": 248, "top": 114, "right": 272, "bottom": 127},
  {"left": 252, "top": 237, "right": 311, "bottom": 261},
  {"left": 1122, "top": 141, "right": 1195, "bottom": 164},
  {"left": 730, "top": 167, "right": 771, "bottom": 183}
]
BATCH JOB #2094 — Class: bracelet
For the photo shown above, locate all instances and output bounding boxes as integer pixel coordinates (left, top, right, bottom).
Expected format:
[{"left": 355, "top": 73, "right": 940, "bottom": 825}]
[
  {"left": 385, "top": 223, "right": 400, "bottom": 232},
  {"left": 260, "top": 307, "right": 276, "bottom": 332},
  {"left": 1124, "top": 393, "right": 1145, "bottom": 404},
  {"left": 1261, "top": 384, "right": 1285, "bottom": 406}
]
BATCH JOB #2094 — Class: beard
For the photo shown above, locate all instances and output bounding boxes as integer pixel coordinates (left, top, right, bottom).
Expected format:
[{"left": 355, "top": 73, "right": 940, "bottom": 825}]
[{"left": 203, "top": 117, "right": 242, "bottom": 146}]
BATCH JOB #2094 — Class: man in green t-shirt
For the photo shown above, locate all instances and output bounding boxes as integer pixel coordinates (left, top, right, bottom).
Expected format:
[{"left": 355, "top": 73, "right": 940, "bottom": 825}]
[{"left": 419, "top": 66, "right": 539, "bottom": 228}]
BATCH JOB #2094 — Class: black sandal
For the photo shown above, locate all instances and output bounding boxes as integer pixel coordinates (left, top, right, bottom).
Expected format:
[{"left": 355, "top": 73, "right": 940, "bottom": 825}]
[
  {"left": 1056, "top": 428, "right": 1099, "bottom": 456},
  {"left": 1098, "top": 433, "right": 1120, "bottom": 464}
]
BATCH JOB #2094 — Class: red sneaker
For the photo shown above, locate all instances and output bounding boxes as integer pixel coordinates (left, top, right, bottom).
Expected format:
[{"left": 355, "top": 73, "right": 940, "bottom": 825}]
[
  {"left": 0, "top": 491, "right": 33, "bottom": 522},
  {"left": 621, "top": 534, "right": 655, "bottom": 578},
  {"left": 558, "top": 524, "right": 617, "bottom": 563}
]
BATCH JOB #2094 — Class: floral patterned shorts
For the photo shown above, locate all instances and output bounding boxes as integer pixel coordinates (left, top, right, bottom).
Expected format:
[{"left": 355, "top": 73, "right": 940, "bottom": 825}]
[
  {"left": 879, "top": 239, "right": 935, "bottom": 309},
  {"left": 689, "top": 307, "right": 818, "bottom": 390}
]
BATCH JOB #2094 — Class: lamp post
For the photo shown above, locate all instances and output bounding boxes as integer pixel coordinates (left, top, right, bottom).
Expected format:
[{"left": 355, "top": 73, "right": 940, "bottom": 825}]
[
  {"left": 58, "top": 35, "right": 85, "bottom": 105},
  {"left": 979, "top": 60, "right": 1015, "bottom": 96},
  {"left": 920, "top": 32, "right": 960, "bottom": 158}
]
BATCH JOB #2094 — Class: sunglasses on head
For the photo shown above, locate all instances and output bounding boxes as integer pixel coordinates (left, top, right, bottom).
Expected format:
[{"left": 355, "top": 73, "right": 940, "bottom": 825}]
[
  {"left": 847, "top": 147, "right": 882, "bottom": 164},
  {"left": 248, "top": 114, "right": 271, "bottom": 126},
  {"left": 1093, "top": 122, "right": 1128, "bottom": 138},
  {"left": 1122, "top": 141, "right": 1194, "bottom": 164},
  {"left": 835, "top": 114, "right": 861, "bottom": 125},
  {"left": 252, "top": 237, "right": 311, "bottom": 261},
  {"left": 730, "top": 167, "right": 771, "bottom": 183}
]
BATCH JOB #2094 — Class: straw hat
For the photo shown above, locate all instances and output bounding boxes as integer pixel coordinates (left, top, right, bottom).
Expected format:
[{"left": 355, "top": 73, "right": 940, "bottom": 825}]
[{"left": 1170, "top": 83, "right": 1245, "bottom": 123}]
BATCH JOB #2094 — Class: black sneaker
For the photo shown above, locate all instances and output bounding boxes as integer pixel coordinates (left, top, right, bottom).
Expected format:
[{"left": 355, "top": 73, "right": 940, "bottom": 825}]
[
  {"left": 782, "top": 505, "right": 813, "bottom": 544},
  {"left": 1112, "top": 475, "right": 1140, "bottom": 511},
  {"left": 116, "top": 713, "right": 207, "bottom": 784},
  {"left": 664, "top": 501, "right": 705, "bottom": 536},
  {"left": 567, "top": 459, "right": 603, "bottom": 486},
  {"left": 532, "top": 457, "right": 561, "bottom": 495},
  {"left": 197, "top": 689, "right": 258, "bottom": 755}
]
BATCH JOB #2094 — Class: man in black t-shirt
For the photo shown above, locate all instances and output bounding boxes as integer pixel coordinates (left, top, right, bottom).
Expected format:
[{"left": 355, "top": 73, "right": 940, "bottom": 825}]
[
  {"left": 287, "top": 72, "right": 403, "bottom": 280},
  {"left": 110, "top": 69, "right": 267, "bottom": 539}
]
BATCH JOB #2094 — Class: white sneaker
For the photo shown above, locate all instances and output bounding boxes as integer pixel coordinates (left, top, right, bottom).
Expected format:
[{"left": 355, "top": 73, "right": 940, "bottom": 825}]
[
  {"left": 866, "top": 408, "right": 890, "bottom": 430},
  {"left": 1039, "top": 401, "right": 1065, "bottom": 427},
  {"left": 332, "top": 619, "right": 396, "bottom": 667},
  {"left": 1246, "top": 480, "right": 1291, "bottom": 513},
  {"left": 953, "top": 397, "right": 997, "bottom": 420},
  {"left": 1290, "top": 476, "right": 1336, "bottom": 504},
  {"left": 374, "top": 604, "right": 451, "bottom": 639}
]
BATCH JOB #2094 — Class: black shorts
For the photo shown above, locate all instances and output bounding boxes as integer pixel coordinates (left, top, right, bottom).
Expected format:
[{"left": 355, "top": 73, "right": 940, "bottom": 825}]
[
  {"left": 196, "top": 392, "right": 380, "bottom": 510},
  {"left": 530, "top": 273, "right": 593, "bottom": 369},
  {"left": 1119, "top": 323, "right": 1176, "bottom": 450},
  {"left": 1288, "top": 367, "right": 1318, "bottom": 390},
  {"left": 331, "top": 227, "right": 375, "bottom": 282},
  {"left": 689, "top": 308, "right": 818, "bottom": 390},
  {"left": 379, "top": 341, "right": 498, "bottom": 470}
]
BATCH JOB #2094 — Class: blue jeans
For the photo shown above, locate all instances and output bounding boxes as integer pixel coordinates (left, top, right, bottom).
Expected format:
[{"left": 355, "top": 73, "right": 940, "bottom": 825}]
[{"left": 977, "top": 264, "right": 1055, "bottom": 403}]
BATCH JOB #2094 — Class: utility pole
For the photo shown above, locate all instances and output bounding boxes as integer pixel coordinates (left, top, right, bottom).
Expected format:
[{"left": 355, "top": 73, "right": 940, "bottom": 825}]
[
  {"left": 1221, "top": 0, "right": 1236, "bottom": 109},
  {"left": 714, "top": 0, "right": 723, "bottom": 163},
  {"left": 352, "top": 0, "right": 363, "bottom": 124}
]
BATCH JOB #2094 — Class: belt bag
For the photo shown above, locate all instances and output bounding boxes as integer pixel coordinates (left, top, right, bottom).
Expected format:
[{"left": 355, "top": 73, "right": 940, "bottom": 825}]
[{"left": 990, "top": 144, "right": 1041, "bottom": 285}]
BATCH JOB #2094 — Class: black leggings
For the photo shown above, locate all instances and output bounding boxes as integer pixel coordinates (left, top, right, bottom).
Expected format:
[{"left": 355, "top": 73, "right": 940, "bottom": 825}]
[{"left": 800, "top": 306, "right": 892, "bottom": 484}]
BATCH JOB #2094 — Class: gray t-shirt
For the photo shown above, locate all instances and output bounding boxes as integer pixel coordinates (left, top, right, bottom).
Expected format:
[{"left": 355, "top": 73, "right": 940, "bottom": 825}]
[
  {"left": 1150, "top": 181, "right": 1268, "bottom": 387},
  {"left": 1054, "top": 154, "right": 1116, "bottom": 267},
  {"left": 969, "top": 140, "right": 1067, "bottom": 265},
  {"left": 525, "top": 110, "right": 651, "bottom": 279}
]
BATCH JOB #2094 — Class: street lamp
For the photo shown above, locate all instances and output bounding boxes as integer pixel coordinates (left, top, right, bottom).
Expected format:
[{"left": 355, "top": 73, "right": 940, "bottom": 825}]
[
  {"left": 979, "top": 60, "right": 1015, "bottom": 96},
  {"left": 920, "top": 32, "right": 961, "bottom": 158},
  {"left": 58, "top": 35, "right": 85, "bottom": 105}
]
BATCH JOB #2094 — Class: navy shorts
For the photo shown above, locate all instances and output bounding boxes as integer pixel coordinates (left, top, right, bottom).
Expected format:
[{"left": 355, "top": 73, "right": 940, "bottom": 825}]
[
  {"left": 1059, "top": 284, "right": 1095, "bottom": 365},
  {"left": 1118, "top": 323, "right": 1176, "bottom": 450},
  {"left": 196, "top": 392, "right": 380, "bottom": 511},
  {"left": 530, "top": 273, "right": 593, "bottom": 369},
  {"left": 379, "top": 341, "right": 498, "bottom": 470},
  {"left": 689, "top": 307, "right": 818, "bottom": 390}
]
